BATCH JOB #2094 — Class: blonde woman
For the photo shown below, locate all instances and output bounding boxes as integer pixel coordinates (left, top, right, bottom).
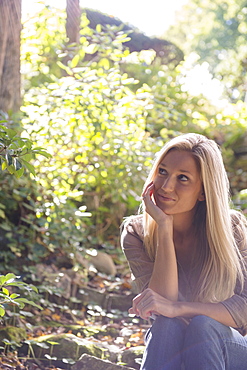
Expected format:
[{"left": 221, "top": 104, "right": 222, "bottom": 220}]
[{"left": 121, "top": 133, "right": 247, "bottom": 370}]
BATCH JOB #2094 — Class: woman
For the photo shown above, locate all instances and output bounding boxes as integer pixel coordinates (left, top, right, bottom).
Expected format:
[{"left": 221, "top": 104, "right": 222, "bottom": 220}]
[{"left": 121, "top": 133, "right": 247, "bottom": 370}]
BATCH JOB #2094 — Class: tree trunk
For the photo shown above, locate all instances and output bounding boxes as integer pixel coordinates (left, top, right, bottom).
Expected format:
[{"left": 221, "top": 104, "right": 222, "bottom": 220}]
[
  {"left": 66, "top": 0, "right": 80, "bottom": 45},
  {"left": 0, "top": 0, "right": 21, "bottom": 114}
]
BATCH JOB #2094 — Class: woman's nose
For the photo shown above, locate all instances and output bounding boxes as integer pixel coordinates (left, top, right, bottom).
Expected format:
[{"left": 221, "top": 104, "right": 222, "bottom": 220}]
[{"left": 161, "top": 176, "right": 175, "bottom": 192}]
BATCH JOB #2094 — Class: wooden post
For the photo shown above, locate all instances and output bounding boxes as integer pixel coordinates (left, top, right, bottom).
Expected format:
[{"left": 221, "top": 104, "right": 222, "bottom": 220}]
[
  {"left": 66, "top": 0, "right": 80, "bottom": 45},
  {"left": 0, "top": 0, "right": 21, "bottom": 113}
]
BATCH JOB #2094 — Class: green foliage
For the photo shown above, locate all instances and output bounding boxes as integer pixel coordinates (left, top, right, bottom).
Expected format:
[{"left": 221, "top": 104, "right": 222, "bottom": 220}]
[
  {"left": 166, "top": 0, "right": 247, "bottom": 100},
  {"left": 0, "top": 273, "right": 42, "bottom": 318},
  {"left": 20, "top": 18, "right": 162, "bottom": 245},
  {"left": 0, "top": 110, "right": 52, "bottom": 271},
  {"left": 1, "top": 12, "right": 160, "bottom": 271},
  {"left": 0, "top": 112, "right": 51, "bottom": 177},
  {"left": 0, "top": 169, "right": 92, "bottom": 273},
  {"left": 21, "top": 3, "right": 67, "bottom": 89}
]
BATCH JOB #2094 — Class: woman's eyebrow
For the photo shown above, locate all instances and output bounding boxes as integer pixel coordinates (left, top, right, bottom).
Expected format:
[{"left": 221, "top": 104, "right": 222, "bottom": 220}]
[
  {"left": 178, "top": 169, "right": 193, "bottom": 175},
  {"left": 159, "top": 162, "right": 193, "bottom": 175}
]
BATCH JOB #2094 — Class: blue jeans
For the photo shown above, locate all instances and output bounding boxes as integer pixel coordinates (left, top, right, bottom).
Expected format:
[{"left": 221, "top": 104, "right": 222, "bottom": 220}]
[{"left": 140, "top": 315, "right": 247, "bottom": 370}]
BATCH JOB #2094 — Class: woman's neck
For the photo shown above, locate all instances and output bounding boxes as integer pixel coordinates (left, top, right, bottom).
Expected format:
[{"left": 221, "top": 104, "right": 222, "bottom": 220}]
[
  {"left": 173, "top": 213, "right": 194, "bottom": 237},
  {"left": 173, "top": 212, "right": 197, "bottom": 254}
]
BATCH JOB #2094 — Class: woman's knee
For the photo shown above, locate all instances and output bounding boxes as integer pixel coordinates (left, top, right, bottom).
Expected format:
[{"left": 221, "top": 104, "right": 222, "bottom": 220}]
[
  {"left": 153, "top": 316, "right": 185, "bottom": 331},
  {"left": 189, "top": 315, "right": 214, "bottom": 330},
  {"left": 190, "top": 315, "right": 228, "bottom": 330},
  {"left": 149, "top": 316, "right": 186, "bottom": 341},
  {"left": 143, "top": 316, "right": 186, "bottom": 369},
  {"left": 186, "top": 315, "right": 230, "bottom": 342}
]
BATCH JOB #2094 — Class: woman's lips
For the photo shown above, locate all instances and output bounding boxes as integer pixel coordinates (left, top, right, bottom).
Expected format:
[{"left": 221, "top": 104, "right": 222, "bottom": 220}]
[{"left": 157, "top": 194, "right": 175, "bottom": 201}]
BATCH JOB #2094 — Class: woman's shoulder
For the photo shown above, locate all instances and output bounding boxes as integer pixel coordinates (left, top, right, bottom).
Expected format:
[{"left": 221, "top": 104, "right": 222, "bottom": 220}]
[
  {"left": 230, "top": 209, "right": 247, "bottom": 251},
  {"left": 230, "top": 209, "right": 247, "bottom": 224},
  {"left": 121, "top": 214, "right": 144, "bottom": 238}
]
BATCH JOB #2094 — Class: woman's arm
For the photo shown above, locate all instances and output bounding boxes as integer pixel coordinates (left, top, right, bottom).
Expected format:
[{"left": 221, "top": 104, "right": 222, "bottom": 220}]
[
  {"left": 148, "top": 225, "right": 178, "bottom": 301},
  {"left": 177, "top": 301, "right": 237, "bottom": 328},
  {"left": 121, "top": 216, "right": 154, "bottom": 293},
  {"left": 129, "top": 288, "right": 237, "bottom": 328},
  {"left": 142, "top": 182, "right": 178, "bottom": 301}
]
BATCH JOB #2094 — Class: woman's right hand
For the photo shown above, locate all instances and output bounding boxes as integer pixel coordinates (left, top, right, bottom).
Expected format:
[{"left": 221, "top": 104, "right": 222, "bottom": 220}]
[
  {"left": 142, "top": 182, "right": 173, "bottom": 229},
  {"left": 129, "top": 288, "right": 178, "bottom": 320}
]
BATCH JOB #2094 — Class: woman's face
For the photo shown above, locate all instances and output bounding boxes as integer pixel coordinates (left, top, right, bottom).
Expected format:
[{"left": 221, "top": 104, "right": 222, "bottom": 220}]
[{"left": 153, "top": 150, "right": 204, "bottom": 218}]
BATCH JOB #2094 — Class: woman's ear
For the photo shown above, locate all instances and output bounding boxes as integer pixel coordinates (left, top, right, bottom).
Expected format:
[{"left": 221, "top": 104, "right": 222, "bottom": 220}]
[{"left": 198, "top": 189, "right": 205, "bottom": 202}]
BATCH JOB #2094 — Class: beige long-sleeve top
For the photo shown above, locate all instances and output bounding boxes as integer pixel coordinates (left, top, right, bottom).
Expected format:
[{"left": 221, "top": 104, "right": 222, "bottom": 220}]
[{"left": 121, "top": 215, "right": 247, "bottom": 336}]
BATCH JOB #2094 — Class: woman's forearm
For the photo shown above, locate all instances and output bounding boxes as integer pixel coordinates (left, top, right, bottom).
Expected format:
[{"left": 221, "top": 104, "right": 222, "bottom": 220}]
[
  {"left": 130, "top": 288, "right": 237, "bottom": 328},
  {"left": 176, "top": 301, "right": 237, "bottom": 328},
  {"left": 148, "top": 228, "right": 178, "bottom": 301}
]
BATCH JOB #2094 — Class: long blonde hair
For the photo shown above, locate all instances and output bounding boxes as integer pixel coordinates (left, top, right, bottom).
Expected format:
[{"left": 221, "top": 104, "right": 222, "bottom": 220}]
[{"left": 142, "top": 133, "right": 246, "bottom": 303}]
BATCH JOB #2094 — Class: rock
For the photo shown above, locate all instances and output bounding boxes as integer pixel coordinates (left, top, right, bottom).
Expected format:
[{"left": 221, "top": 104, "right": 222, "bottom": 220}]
[
  {"left": 75, "top": 251, "right": 89, "bottom": 269},
  {"left": 58, "top": 323, "right": 120, "bottom": 339},
  {"left": 72, "top": 353, "right": 135, "bottom": 370},
  {"left": 35, "top": 263, "right": 58, "bottom": 276},
  {"left": 88, "top": 251, "right": 117, "bottom": 276},
  {"left": 120, "top": 346, "right": 145, "bottom": 369},
  {"left": 21, "top": 332, "right": 119, "bottom": 365},
  {"left": 54, "top": 272, "right": 72, "bottom": 299},
  {"left": 77, "top": 286, "right": 134, "bottom": 311},
  {"left": 33, "top": 264, "right": 86, "bottom": 300},
  {"left": 0, "top": 326, "right": 27, "bottom": 345}
]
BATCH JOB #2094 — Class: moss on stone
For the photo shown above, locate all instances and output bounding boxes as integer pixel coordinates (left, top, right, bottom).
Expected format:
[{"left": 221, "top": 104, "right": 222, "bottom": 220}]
[
  {"left": 0, "top": 326, "right": 27, "bottom": 346},
  {"left": 29, "top": 333, "right": 109, "bottom": 361}
]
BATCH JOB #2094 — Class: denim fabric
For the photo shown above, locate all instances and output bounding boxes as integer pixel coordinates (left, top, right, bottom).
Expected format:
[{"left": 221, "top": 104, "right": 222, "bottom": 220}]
[{"left": 140, "top": 315, "right": 247, "bottom": 370}]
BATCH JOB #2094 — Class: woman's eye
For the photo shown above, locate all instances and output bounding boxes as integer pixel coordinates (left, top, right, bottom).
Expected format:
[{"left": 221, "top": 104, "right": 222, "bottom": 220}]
[
  {"left": 158, "top": 168, "right": 167, "bottom": 175},
  {"left": 179, "top": 174, "right": 189, "bottom": 181}
]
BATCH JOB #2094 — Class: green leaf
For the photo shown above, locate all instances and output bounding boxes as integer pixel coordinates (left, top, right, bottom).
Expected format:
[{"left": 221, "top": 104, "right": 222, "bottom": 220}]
[
  {"left": 10, "top": 293, "right": 19, "bottom": 299},
  {"left": 32, "top": 149, "right": 51, "bottom": 158},
  {"left": 5, "top": 273, "right": 17, "bottom": 282},
  {"left": 0, "top": 274, "right": 15, "bottom": 286},
  {"left": 6, "top": 164, "right": 15, "bottom": 174},
  {"left": 28, "top": 284, "right": 38, "bottom": 293},
  {"left": 0, "top": 276, "right": 6, "bottom": 286},
  {"left": 0, "top": 223, "right": 12, "bottom": 231},
  {"left": 13, "top": 300, "right": 25, "bottom": 309},
  {"left": 57, "top": 61, "right": 73, "bottom": 74},
  {"left": 14, "top": 298, "right": 42, "bottom": 310},
  {"left": 2, "top": 287, "right": 9, "bottom": 296},
  {"left": 47, "top": 341, "right": 59, "bottom": 345},
  {"left": 98, "top": 58, "right": 110, "bottom": 70},
  {"left": 85, "top": 44, "right": 99, "bottom": 54},
  {"left": 70, "top": 54, "right": 80, "bottom": 68},
  {"left": 1, "top": 161, "right": 7, "bottom": 170},
  {"left": 6, "top": 128, "right": 17, "bottom": 139},
  {"left": 0, "top": 306, "right": 5, "bottom": 317},
  {"left": 57, "top": 61, "right": 67, "bottom": 70},
  {"left": 8, "top": 281, "right": 38, "bottom": 293},
  {"left": 21, "top": 160, "right": 36, "bottom": 176},
  {"left": 15, "top": 166, "right": 24, "bottom": 178},
  {"left": 21, "top": 153, "right": 32, "bottom": 161},
  {"left": 96, "top": 24, "right": 101, "bottom": 33}
]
